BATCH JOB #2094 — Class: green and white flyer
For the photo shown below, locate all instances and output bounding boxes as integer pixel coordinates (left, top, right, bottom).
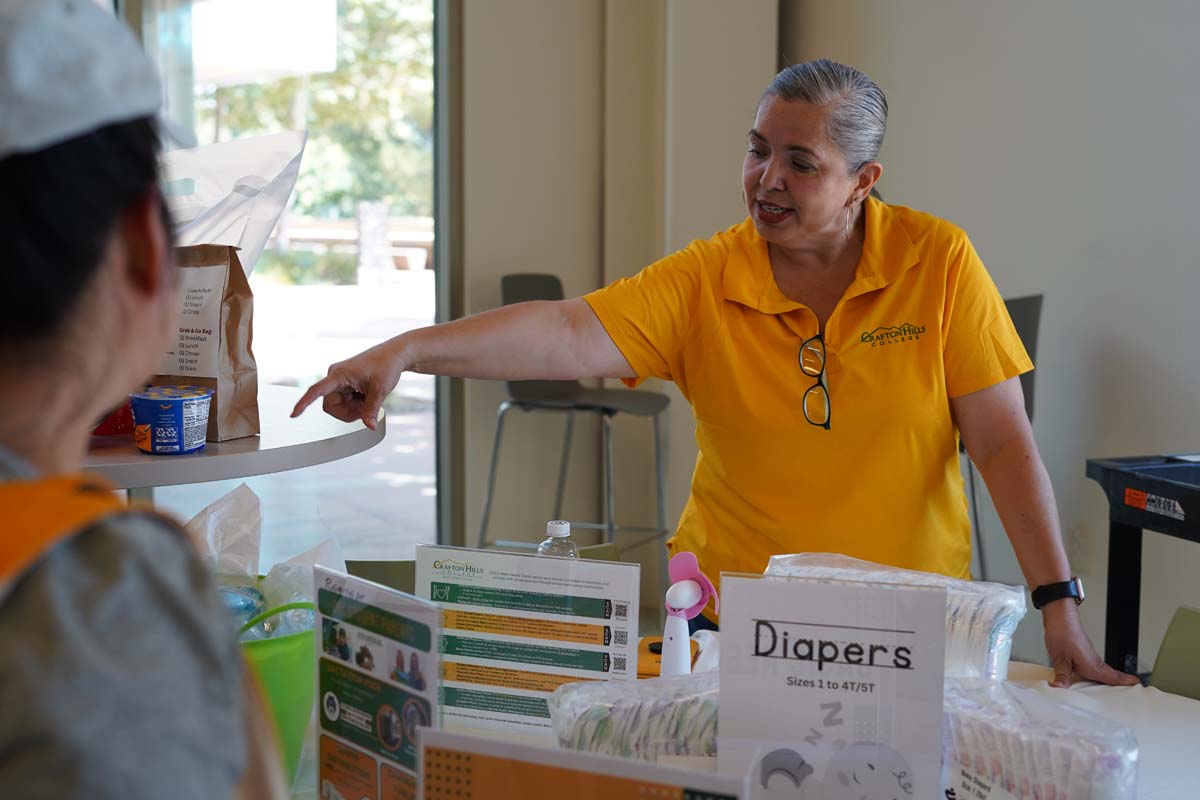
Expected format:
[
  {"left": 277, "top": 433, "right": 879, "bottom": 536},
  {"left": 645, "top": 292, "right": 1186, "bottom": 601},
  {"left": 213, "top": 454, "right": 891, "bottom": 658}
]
[
  {"left": 415, "top": 545, "right": 640, "bottom": 738},
  {"left": 718, "top": 573, "right": 946, "bottom": 800},
  {"left": 314, "top": 566, "right": 440, "bottom": 800}
]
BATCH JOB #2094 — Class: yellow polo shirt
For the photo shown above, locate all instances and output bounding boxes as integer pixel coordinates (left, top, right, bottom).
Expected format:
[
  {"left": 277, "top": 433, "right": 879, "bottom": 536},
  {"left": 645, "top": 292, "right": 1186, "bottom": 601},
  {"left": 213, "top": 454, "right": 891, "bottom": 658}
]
[{"left": 584, "top": 197, "right": 1031, "bottom": 585}]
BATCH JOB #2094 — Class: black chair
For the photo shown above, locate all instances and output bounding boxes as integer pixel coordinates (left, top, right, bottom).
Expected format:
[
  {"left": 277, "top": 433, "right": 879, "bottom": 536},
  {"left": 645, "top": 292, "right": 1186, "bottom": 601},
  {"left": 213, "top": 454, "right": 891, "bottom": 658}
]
[
  {"left": 477, "top": 274, "right": 671, "bottom": 549},
  {"left": 1005, "top": 294, "right": 1042, "bottom": 425},
  {"left": 968, "top": 293, "right": 1043, "bottom": 580}
]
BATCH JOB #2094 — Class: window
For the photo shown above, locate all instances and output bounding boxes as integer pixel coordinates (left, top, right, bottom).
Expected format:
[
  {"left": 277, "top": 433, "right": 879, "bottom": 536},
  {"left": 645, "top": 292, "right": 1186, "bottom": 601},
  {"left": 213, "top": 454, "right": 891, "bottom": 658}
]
[{"left": 139, "top": 0, "right": 438, "bottom": 565}]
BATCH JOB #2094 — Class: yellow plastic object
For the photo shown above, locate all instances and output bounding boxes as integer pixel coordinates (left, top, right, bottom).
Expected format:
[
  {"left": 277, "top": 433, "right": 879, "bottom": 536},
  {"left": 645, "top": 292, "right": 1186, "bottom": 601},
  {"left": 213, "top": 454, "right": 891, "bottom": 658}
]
[
  {"left": 1150, "top": 605, "right": 1200, "bottom": 701},
  {"left": 636, "top": 635, "right": 698, "bottom": 679},
  {"left": 240, "top": 602, "right": 316, "bottom": 784}
]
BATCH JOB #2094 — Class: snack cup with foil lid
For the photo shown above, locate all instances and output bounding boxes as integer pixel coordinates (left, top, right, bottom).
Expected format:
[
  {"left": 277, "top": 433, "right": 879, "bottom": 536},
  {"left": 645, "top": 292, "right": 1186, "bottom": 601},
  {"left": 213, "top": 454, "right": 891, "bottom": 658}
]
[{"left": 129, "top": 385, "right": 214, "bottom": 455}]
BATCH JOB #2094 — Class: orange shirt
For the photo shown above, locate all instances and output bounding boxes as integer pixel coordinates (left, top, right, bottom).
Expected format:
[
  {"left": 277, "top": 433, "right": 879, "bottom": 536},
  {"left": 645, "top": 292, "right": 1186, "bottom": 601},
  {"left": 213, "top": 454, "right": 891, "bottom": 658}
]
[{"left": 584, "top": 197, "right": 1031, "bottom": 585}]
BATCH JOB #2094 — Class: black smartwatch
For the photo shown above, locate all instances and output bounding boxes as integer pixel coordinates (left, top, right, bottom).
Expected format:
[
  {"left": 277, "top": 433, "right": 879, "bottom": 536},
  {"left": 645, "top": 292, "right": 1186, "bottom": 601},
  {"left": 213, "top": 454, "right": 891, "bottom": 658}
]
[{"left": 1031, "top": 577, "right": 1085, "bottom": 610}]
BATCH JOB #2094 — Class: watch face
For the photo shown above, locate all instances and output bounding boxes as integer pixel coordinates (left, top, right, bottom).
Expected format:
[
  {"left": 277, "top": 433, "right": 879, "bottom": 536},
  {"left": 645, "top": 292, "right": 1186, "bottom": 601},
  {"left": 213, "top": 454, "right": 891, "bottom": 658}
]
[{"left": 1072, "top": 577, "right": 1085, "bottom": 604}]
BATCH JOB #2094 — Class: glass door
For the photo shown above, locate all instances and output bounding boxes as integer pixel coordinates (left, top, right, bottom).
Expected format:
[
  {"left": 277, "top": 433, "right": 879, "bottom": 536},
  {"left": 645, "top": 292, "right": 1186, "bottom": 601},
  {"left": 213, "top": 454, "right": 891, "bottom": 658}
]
[{"left": 136, "top": 0, "right": 439, "bottom": 565}]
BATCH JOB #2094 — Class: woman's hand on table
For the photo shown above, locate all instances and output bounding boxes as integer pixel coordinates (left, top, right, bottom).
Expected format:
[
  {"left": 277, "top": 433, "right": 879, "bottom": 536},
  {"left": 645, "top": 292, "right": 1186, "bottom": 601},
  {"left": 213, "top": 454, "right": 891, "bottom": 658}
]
[
  {"left": 1043, "top": 601, "right": 1141, "bottom": 688},
  {"left": 292, "top": 338, "right": 405, "bottom": 430}
]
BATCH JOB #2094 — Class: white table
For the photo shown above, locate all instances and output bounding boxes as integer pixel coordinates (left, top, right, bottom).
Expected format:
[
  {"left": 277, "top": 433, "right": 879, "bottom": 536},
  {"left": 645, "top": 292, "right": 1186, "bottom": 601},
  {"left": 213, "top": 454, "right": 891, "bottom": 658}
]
[{"left": 85, "top": 385, "right": 385, "bottom": 501}]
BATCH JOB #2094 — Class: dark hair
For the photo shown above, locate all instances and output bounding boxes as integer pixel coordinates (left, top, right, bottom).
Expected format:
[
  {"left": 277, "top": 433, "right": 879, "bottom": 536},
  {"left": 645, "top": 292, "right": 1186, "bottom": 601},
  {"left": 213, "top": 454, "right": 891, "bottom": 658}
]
[
  {"left": 0, "top": 116, "right": 168, "bottom": 345},
  {"left": 766, "top": 59, "right": 888, "bottom": 173}
]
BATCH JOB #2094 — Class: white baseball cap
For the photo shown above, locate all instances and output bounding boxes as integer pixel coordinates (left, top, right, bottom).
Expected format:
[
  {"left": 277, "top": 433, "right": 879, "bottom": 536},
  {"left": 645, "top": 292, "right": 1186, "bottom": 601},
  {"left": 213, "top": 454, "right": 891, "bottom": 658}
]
[{"left": 0, "top": 0, "right": 162, "bottom": 160}]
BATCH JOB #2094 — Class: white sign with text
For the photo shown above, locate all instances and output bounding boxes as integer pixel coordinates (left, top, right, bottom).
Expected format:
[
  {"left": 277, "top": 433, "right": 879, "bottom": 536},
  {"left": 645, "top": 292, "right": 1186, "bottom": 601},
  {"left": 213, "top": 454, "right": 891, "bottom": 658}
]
[
  {"left": 415, "top": 545, "right": 639, "bottom": 740},
  {"left": 158, "top": 264, "right": 222, "bottom": 378},
  {"left": 314, "top": 566, "right": 441, "bottom": 800},
  {"left": 718, "top": 574, "right": 946, "bottom": 800}
]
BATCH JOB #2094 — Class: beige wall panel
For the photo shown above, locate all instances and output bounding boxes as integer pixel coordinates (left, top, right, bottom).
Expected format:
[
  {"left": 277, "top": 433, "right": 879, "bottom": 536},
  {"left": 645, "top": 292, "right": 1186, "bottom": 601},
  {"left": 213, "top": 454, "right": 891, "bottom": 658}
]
[
  {"left": 781, "top": 0, "right": 1200, "bottom": 669},
  {"left": 459, "top": 0, "right": 776, "bottom": 617},
  {"left": 461, "top": 0, "right": 606, "bottom": 546},
  {"left": 658, "top": 0, "right": 779, "bottom": 549},
  {"left": 601, "top": 0, "right": 778, "bottom": 607},
  {"left": 604, "top": 0, "right": 670, "bottom": 606}
]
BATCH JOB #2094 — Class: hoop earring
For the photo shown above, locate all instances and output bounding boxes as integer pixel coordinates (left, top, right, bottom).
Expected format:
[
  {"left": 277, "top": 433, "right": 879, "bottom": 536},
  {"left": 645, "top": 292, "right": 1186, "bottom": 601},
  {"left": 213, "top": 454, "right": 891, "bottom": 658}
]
[{"left": 844, "top": 205, "right": 852, "bottom": 239}]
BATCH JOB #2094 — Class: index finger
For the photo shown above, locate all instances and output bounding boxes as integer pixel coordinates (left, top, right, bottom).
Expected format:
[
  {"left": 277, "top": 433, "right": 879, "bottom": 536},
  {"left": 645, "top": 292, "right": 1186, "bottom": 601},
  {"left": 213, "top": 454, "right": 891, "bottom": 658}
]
[{"left": 292, "top": 375, "right": 346, "bottom": 417}]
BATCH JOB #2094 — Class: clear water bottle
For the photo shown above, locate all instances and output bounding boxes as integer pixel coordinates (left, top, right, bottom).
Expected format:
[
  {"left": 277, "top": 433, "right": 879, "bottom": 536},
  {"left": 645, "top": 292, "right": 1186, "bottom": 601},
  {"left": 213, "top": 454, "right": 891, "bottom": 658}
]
[{"left": 536, "top": 520, "right": 578, "bottom": 558}]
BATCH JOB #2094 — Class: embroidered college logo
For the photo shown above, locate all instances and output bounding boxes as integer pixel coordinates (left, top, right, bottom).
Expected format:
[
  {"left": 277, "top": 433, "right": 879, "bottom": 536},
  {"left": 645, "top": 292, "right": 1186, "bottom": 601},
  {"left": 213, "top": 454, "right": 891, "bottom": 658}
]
[{"left": 860, "top": 323, "right": 926, "bottom": 347}]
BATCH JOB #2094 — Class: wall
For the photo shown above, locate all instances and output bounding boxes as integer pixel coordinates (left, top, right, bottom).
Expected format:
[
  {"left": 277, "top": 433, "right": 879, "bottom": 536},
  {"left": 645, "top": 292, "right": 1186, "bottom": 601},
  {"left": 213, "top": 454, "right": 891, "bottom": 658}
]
[
  {"left": 600, "top": 0, "right": 778, "bottom": 601},
  {"left": 460, "top": 0, "right": 606, "bottom": 546},
  {"left": 459, "top": 0, "right": 777, "bottom": 612},
  {"left": 781, "top": 0, "right": 1200, "bottom": 668},
  {"left": 658, "top": 0, "right": 779, "bottom": 523},
  {"left": 603, "top": 0, "right": 669, "bottom": 597}
]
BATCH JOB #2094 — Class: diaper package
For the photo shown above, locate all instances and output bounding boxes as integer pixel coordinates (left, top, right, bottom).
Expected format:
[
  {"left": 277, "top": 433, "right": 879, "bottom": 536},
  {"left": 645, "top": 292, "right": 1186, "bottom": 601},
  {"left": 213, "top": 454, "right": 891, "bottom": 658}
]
[
  {"left": 765, "top": 553, "right": 1026, "bottom": 679},
  {"left": 943, "top": 678, "right": 1138, "bottom": 800},
  {"left": 548, "top": 672, "right": 719, "bottom": 761},
  {"left": 551, "top": 672, "right": 1139, "bottom": 799}
]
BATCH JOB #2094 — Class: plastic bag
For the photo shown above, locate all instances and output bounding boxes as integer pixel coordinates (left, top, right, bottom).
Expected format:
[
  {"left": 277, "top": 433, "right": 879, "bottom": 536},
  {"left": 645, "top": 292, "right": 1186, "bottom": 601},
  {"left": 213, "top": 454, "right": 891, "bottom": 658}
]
[
  {"left": 765, "top": 553, "right": 1026, "bottom": 679},
  {"left": 550, "top": 669, "right": 1138, "bottom": 800},
  {"left": 238, "top": 592, "right": 316, "bottom": 642},
  {"left": 186, "top": 482, "right": 261, "bottom": 579},
  {"left": 162, "top": 130, "right": 306, "bottom": 275},
  {"left": 548, "top": 673, "right": 719, "bottom": 761},
  {"left": 186, "top": 483, "right": 343, "bottom": 639},
  {"left": 943, "top": 678, "right": 1138, "bottom": 800}
]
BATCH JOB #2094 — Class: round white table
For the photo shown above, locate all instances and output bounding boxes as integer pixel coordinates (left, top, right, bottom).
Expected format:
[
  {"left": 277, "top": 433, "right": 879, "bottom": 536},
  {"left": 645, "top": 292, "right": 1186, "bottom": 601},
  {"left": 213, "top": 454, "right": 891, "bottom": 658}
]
[{"left": 85, "top": 385, "right": 385, "bottom": 501}]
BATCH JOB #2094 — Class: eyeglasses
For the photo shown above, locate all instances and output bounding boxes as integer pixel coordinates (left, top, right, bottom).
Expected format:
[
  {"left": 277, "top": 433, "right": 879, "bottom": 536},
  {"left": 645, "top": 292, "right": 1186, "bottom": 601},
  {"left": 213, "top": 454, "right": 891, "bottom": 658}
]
[{"left": 799, "top": 334, "right": 831, "bottom": 430}]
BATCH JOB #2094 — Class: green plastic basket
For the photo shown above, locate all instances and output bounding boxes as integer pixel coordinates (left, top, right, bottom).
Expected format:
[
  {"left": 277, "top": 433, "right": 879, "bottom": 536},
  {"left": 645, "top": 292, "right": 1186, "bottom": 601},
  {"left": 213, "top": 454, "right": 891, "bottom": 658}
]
[{"left": 240, "top": 602, "right": 316, "bottom": 784}]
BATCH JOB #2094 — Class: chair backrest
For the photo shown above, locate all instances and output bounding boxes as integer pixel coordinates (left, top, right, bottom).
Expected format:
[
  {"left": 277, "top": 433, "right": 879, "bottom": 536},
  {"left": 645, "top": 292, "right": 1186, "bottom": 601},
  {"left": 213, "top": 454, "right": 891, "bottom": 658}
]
[
  {"left": 500, "top": 273, "right": 582, "bottom": 404},
  {"left": 346, "top": 559, "right": 416, "bottom": 594},
  {"left": 1150, "top": 605, "right": 1200, "bottom": 700},
  {"left": 1003, "top": 294, "right": 1043, "bottom": 423},
  {"left": 577, "top": 542, "right": 621, "bottom": 562}
]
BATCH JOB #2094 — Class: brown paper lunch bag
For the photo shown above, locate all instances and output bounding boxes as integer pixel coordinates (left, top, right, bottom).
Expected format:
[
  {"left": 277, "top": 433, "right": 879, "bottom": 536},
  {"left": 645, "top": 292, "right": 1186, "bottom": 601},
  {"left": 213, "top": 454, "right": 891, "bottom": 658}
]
[{"left": 153, "top": 244, "right": 259, "bottom": 442}]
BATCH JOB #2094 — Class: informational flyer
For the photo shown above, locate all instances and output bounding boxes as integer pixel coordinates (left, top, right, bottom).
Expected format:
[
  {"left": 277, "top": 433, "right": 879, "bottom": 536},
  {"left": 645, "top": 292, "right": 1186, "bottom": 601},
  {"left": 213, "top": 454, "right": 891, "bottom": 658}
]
[
  {"left": 158, "top": 264, "right": 222, "bottom": 378},
  {"left": 314, "top": 567, "right": 440, "bottom": 800},
  {"left": 415, "top": 545, "right": 639, "bottom": 737},
  {"left": 419, "top": 728, "right": 748, "bottom": 800},
  {"left": 718, "top": 573, "right": 946, "bottom": 800}
]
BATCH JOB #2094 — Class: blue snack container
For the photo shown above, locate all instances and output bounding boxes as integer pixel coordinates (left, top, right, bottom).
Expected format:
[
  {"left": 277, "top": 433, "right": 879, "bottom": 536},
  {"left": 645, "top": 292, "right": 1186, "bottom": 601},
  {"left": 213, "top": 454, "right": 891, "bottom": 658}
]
[{"left": 130, "top": 385, "right": 214, "bottom": 455}]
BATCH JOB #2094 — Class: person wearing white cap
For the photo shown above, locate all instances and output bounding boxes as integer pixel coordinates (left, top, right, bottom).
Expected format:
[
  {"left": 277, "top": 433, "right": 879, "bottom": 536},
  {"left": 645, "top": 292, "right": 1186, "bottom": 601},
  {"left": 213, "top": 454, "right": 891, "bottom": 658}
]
[{"left": 0, "top": 2, "right": 286, "bottom": 797}]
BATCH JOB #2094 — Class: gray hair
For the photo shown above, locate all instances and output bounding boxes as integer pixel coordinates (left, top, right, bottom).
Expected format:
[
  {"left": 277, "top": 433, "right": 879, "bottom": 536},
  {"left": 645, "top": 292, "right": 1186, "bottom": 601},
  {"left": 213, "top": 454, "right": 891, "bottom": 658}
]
[{"left": 765, "top": 59, "right": 888, "bottom": 174}]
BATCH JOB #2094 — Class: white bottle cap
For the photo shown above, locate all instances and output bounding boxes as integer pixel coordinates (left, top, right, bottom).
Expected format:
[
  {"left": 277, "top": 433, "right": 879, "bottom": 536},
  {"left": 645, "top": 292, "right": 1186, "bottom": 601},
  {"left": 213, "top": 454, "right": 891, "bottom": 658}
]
[{"left": 546, "top": 520, "right": 571, "bottom": 538}]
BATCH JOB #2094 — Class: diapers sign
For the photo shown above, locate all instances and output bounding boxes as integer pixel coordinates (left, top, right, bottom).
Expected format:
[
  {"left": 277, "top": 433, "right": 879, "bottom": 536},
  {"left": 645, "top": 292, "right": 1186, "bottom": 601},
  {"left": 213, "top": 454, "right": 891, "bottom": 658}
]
[{"left": 718, "top": 573, "right": 946, "bottom": 800}]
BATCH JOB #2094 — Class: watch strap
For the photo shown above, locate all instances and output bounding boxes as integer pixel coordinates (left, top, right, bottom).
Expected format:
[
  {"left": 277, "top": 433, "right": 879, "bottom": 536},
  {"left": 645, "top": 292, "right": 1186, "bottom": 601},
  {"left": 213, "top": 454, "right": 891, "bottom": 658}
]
[{"left": 1031, "top": 577, "right": 1084, "bottom": 610}]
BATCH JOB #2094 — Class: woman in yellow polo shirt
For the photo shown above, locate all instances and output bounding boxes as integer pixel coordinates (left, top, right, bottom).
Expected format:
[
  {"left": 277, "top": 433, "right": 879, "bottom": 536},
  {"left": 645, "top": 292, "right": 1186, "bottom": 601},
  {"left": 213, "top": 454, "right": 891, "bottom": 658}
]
[{"left": 295, "top": 59, "right": 1136, "bottom": 689}]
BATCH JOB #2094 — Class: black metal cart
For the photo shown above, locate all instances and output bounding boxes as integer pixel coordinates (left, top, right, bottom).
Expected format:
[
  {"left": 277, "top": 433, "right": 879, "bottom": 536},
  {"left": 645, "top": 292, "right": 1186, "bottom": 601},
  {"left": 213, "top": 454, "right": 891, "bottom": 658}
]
[{"left": 1086, "top": 455, "right": 1200, "bottom": 673}]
